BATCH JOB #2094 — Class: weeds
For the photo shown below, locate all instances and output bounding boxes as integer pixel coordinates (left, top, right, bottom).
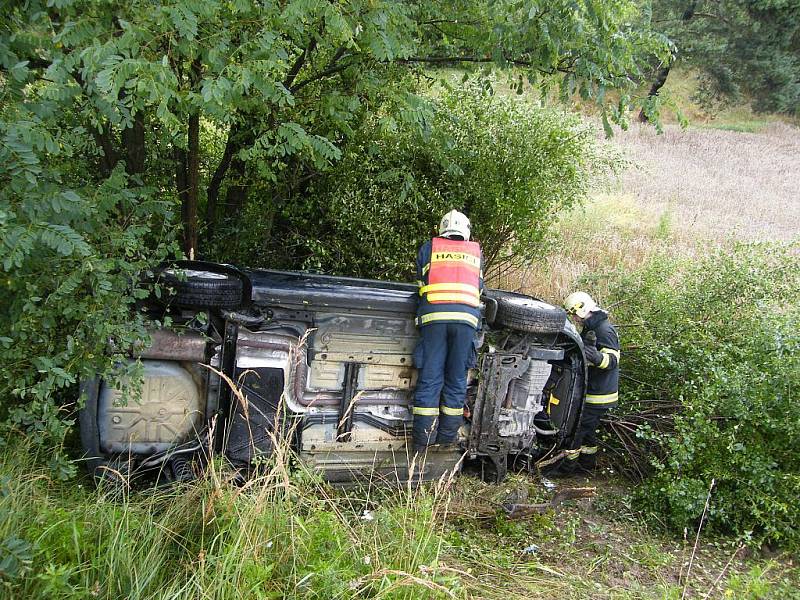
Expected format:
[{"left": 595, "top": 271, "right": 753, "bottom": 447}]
[{"left": 0, "top": 432, "right": 460, "bottom": 600}]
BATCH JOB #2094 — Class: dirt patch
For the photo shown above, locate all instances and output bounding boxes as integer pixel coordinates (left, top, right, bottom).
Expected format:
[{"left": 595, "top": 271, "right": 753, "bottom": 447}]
[{"left": 444, "top": 474, "right": 800, "bottom": 599}]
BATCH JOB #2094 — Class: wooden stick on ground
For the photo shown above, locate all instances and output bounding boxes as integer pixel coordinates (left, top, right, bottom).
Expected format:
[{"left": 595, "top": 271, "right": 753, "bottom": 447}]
[{"left": 503, "top": 487, "right": 596, "bottom": 519}]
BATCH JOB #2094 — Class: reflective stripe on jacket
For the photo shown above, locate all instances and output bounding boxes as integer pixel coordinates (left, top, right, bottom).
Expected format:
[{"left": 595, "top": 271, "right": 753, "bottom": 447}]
[
  {"left": 583, "top": 310, "right": 620, "bottom": 407},
  {"left": 416, "top": 237, "right": 483, "bottom": 328}
]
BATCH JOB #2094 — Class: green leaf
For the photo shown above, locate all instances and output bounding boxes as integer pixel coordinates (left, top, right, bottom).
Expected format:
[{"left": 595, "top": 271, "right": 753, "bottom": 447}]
[
  {"left": 38, "top": 224, "right": 92, "bottom": 257},
  {"left": 601, "top": 110, "right": 613, "bottom": 138}
]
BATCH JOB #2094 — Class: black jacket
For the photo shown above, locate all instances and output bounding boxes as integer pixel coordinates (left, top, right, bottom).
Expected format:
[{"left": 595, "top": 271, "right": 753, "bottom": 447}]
[{"left": 583, "top": 310, "right": 620, "bottom": 407}]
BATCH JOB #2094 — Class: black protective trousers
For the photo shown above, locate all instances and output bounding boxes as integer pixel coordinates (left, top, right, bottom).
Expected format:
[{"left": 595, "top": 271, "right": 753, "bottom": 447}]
[{"left": 564, "top": 403, "right": 609, "bottom": 471}]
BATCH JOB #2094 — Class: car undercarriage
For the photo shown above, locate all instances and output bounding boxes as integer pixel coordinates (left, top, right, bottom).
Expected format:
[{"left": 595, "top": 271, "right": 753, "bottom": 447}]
[{"left": 79, "top": 262, "right": 588, "bottom": 485}]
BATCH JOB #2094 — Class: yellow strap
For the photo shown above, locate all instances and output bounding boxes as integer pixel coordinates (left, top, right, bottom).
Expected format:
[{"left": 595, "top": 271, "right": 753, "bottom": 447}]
[
  {"left": 419, "top": 282, "right": 480, "bottom": 295},
  {"left": 580, "top": 446, "right": 599, "bottom": 455},
  {"left": 412, "top": 406, "right": 439, "bottom": 416},
  {"left": 426, "top": 292, "right": 480, "bottom": 306},
  {"left": 440, "top": 405, "right": 464, "bottom": 416},
  {"left": 422, "top": 264, "right": 430, "bottom": 276},
  {"left": 565, "top": 449, "right": 580, "bottom": 460},
  {"left": 419, "top": 312, "right": 479, "bottom": 328},
  {"left": 600, "top": 348, "right": 620, "bottom": 359},
  {"left": 431, "top": 252, "right": 481, "bottom": 269},
  {"left": 585, "top": 392, "right": 618, "bottom": 405}
]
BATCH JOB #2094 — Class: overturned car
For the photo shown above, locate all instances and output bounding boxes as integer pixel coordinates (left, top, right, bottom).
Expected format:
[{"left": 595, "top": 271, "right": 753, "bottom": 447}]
[{"left": 79, "top": 261, "right": 588, "bottom": 484}]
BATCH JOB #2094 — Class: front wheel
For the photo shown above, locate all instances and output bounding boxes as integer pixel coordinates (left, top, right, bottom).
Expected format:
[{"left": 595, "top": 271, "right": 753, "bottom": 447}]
[{"left": 490, "top": 291, "right": 567, "bottom": 334}]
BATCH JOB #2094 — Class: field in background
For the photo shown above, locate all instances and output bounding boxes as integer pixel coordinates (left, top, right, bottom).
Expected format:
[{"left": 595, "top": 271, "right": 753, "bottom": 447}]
[
  {"left": 499, "top": 120, "right": 800, "bottom": 304},
  {"left": 615, "top": 123, "right": 800, "bottom": 242}
]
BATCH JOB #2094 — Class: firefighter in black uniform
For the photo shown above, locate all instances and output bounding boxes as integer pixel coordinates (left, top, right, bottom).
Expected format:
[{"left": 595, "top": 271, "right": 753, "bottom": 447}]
[{"left": 557, "top": 291, "right": 620, "bottom": 475}]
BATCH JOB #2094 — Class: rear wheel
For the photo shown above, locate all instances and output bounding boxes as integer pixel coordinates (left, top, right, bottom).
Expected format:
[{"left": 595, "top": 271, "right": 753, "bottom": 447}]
[{"left": 158, "top": 266, "right": 245, "bottom": 309}]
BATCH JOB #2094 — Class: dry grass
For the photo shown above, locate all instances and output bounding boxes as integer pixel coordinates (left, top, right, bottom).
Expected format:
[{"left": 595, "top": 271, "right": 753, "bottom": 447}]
[
  {"left": 496, "top": 120, "right": 800, "bottom": 304},
  {"left": 493, "top": 193, "right": 678, "bottom": 304},
  {"left": 614, "top": 122, "right": 800, "bottom": 243}
]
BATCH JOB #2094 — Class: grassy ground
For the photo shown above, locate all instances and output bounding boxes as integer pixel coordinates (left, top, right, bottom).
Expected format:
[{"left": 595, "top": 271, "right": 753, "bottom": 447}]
[
  {"left": 445, "top": 475, "right": 800, "bottom": 599},
  {"left": 647, "top": 68, "right": 795, "bottom": 134},
  {"left": 2, "top": 444, "right": 798, "bottom": 600},
  {"left": 0, "top": 442, "right": 459, "bottom": 599}
]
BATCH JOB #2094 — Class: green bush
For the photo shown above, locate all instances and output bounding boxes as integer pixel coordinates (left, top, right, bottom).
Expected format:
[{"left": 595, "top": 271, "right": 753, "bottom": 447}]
[
  {"left": 210, "top": 81, "right": 616, "bottom": 281},
  {"left": 0, "top": 115, "right": 179, "bottom": 471},
  {"left": 597, "top": 243, "right": 800, "bottom": 548}
]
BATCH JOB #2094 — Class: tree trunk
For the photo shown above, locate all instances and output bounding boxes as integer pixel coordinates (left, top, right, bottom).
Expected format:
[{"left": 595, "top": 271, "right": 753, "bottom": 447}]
[
  {"left": 638, "top": 66, "right": 672, "bottom": 123},
  {"left": 223, "top": 156, "right": 248, "bottom": 218},
  {"left": 175, "top": 145, "right": 189, "bottom": 250},
  {"left": 206, "top": 122, "right": 241, "bottom": 241},
  {"left": 92, "top": 126, "right": 118, "bottom": 178},
  {"left": 178, "top": 58, "right": 203, "bottom": 259},
  {"left": 204, "top": 32, "right": 320, "bottom": 237},
  {"left": 182, "top": 112, "right": 200, "bottom": 259},
  {"left": 638, "top": 2, "right": 697, "bottom": 123},
  {"left": 122, "top": 112, "right": 146, "bottom": 175}
]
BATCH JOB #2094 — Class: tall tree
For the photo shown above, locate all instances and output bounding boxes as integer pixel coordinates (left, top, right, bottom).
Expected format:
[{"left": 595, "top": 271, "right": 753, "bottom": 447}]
[
  {"left": 641, "top": 0, "right": 800, "bottom": 120},
  {"left": 2, "top": 0, "right": 669, "bottom": 257}
]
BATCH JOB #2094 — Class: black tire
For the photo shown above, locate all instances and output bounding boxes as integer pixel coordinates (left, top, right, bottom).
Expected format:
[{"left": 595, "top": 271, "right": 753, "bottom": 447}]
[
  {"left": 159, "top": 267, "right": 244, "bottom": 309},
  {"left": 491, "top": 291, "right": 567, "bottom": 334}
]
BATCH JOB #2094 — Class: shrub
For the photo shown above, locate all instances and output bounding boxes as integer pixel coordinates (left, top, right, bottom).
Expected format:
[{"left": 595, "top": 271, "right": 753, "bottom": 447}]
[
  {"left": 0, "top": 115, "right": 179, "bottom": 471},
  {"left": 592, "top": 243, "right": 800, "bottom": 548},
  {"left": 211, "top": 80, "right": 617, "bottom": 281}
]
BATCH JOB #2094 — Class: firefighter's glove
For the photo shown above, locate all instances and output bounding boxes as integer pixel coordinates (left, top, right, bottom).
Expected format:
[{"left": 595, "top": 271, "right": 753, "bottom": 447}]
[{"left": 584, "top": 345, "right": 603, "bottom": 366}]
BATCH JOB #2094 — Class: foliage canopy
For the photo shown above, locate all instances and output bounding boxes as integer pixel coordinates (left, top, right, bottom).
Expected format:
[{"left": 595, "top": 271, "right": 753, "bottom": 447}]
[
  {"left": 599, "top": 243, "right": 800, "bottom": 548},
  {"left": 644, "top": 0, "right": 800, "bottom": 116},
  {"left": 210, "top": 82, "right": 617, "bottom": 281},
  {"left": 2, "top": 0, "right": 669, "bottom": 256}
]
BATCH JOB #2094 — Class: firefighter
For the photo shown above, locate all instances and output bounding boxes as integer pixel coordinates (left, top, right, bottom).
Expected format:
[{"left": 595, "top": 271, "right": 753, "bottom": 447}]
[
  {"left": 412, "top": 210, "right": 483, "bottom": 453},
  {"left": 557, "top": 291, "right": 620, "bottom": 475}
]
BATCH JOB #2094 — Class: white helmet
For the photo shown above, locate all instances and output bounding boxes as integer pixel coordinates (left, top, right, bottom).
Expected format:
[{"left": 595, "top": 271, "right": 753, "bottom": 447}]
[
  {"left": 439, "top": 209, "right": 471, "bottom": 241},
  {"left": 563, "top": 291, "right": 598, "bottom": 319}
]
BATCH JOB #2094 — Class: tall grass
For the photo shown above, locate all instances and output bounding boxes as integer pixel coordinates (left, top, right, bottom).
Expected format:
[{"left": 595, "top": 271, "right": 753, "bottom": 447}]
[{"left": 0, "top": 437, "right": 464, "bottom": 600}]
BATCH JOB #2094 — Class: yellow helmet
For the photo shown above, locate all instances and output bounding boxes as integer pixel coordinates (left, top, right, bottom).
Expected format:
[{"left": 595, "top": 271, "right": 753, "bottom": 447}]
[
  {"left": 563, "top": 291, "right": 598, "bottom": 319},
  {"left": 439, "top": 209, "right": 471, "bottom": 241}
]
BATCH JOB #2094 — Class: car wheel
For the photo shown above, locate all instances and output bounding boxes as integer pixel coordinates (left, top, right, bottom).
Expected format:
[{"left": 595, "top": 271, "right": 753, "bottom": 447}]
[
  {"left": 492, "top": 291, "right": 567, "bottom": 334},
  {"left": 159, "top": 266, "right": 245, "bottom": 309}
]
